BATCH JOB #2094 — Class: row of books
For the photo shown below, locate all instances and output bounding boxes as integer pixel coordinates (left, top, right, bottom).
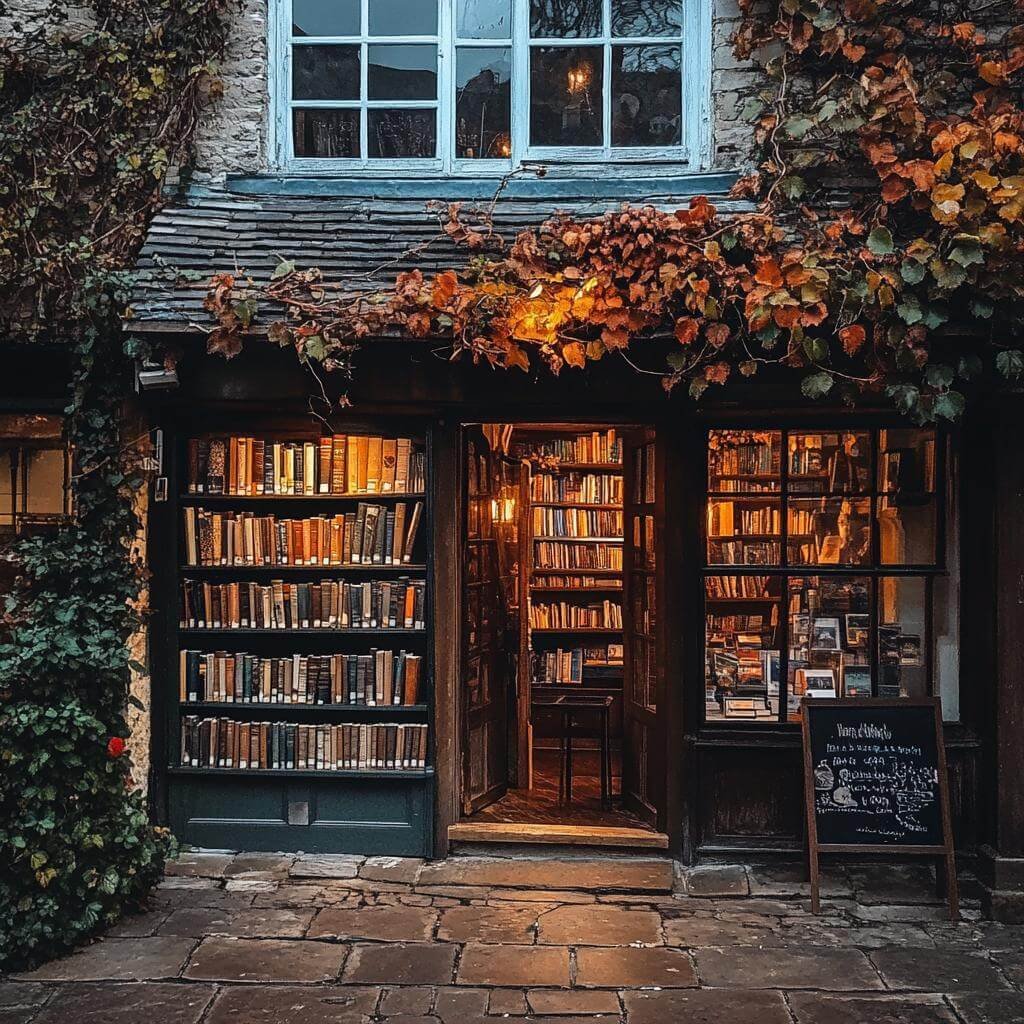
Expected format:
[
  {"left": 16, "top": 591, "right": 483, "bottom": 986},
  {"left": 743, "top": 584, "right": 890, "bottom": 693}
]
[
  {"left": 709, "top": 437, "right": 779, "bottom": 479},
  {"left": 180, "top": 578, "right": 426, "bottom": 631},
  {"left": 179, "top": 650, "right": 423, "bottom": 706},
  {"left": 708, "top": 501, "right": 781, "bottom": 537},
  {"left": 529, "top": 473, "right": 623, "bottom": 505},
  {"left": 707, "top": 611, "right": 778, "bottom": 633},
  {"left": 532, "top": 643, "right": 624, "bottom": 684},
  {"left": 180, "top": 718, "right": 428, "bottom": 771},
  {"left": 521, "top": 430, "right": 622, "bottom": 464},
  {"left": 708, "top": 540, "right": 782, "bottom": 565},
  {"left": 182, "top": 502, "right": 423, "bottom": 567},
  {"left": 534, "top": 541, "right": 624, "bottom": 570},
  {"left": 533, "top": 573, "right": 623, "bottom": 590},
  {"left": 186, "top": 434, "right": 425, "bottom": 496},
  {"left": 705, "top": 575, "right": 776, "bottom": 599},
  {"left": 531, "top": 507, "right": 623, "bottom": 538},
  {"left": 529, "top": 600, "right": 623, "bottom": 630}
]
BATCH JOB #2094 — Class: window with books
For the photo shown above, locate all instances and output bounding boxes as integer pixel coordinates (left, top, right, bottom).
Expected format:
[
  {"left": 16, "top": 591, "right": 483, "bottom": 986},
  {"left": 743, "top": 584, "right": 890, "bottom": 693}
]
[
  {"left": 704, "top": 427, "right": 950, "bottom": 724},
  {"left": 276, "top": 0, "right": 708, "bottom": 171}
]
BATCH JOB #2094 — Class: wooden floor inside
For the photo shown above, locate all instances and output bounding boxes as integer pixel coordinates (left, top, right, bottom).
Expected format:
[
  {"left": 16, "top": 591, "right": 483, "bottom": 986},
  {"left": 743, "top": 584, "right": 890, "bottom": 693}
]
[{"left": 464, "top": 748, "right": 656, "bottom": 832}]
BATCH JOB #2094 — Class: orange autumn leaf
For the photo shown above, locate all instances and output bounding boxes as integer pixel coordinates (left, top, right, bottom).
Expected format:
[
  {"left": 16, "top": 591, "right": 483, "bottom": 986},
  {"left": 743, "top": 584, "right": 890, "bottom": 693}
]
[
  {"left": 839, "top": 324, "right": 867, "bottom": 355},
  {"left": 979, "top": 60, "right": 1007, "bottom": 86},
  {"left": 674, "top": 317, "right": 700, "bottom": 345},
  {"left": 562, "top": 341, "right": 587, "bottom": 368},
  {"left": 754, "top": 256, "right": 784, "bottom": 288},
  {"left": 704, "top": 362, "right": 731, "bottom": 385},
  {"left": 706, "top": 323, "right": 731, "bottom": 348},
  {"left": 431, "top": 271, "right": 459, "bottom": 308},
  {"left": 881, "top": 175, "right": 910, "bottom": 202}
]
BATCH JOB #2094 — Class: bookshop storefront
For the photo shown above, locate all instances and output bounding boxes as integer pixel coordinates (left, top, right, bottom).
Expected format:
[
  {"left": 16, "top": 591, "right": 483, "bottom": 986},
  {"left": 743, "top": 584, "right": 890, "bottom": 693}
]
[{"left": 143, "top": 336, "right": 1024, "bottom": 916}]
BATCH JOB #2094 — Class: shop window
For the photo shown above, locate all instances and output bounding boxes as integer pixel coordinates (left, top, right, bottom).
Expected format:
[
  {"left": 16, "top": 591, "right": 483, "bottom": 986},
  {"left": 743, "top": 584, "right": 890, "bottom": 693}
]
[
  {"left": 276, "top": 0, "right": 708, "bottom": 171},
  {"left": 704, "top": 427, "right": 951, "bottom": 725},
  {"left": 0, "top": 415, "right": 71, "bottom": 538}
]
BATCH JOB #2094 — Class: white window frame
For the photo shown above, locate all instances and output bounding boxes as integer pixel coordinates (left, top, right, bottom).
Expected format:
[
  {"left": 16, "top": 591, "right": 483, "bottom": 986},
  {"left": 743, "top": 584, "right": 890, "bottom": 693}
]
[{"left": 269, "top": 0, "right": 712, "bottom": 175}]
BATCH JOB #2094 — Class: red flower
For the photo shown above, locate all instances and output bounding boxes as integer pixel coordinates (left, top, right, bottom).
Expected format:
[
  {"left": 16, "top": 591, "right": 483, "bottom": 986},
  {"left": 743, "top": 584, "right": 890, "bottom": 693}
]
[{"left": 107, "top": 737, "right": 126, "bottom": 759}]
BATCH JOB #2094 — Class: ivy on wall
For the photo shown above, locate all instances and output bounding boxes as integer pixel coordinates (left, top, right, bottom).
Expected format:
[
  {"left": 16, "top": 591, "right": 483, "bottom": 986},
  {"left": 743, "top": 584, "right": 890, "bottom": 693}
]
[
  {"left": 0, "top": 0, "right": 230, "bottom": 968},
  {"left": 206, "top": 0, "right": 1024, "bottom": 422}
]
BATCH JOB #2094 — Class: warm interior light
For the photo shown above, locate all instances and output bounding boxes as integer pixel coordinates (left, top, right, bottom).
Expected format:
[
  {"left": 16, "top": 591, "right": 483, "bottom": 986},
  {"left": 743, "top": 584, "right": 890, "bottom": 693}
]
[
  {"left": 495, "top": 133, "right": 511, "bottom": 158},
  {"left": 567, "top": 62, "right": 592, "bottom": 95},
  {"left": 491, "top": 494, "right": 516, "bottom": 523}
]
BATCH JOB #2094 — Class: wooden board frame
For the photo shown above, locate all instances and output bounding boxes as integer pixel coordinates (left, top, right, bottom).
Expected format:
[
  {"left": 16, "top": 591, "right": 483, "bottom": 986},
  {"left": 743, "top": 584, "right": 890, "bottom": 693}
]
[{"left": 801, "top": 696, "right": 958, "bottom": 920}]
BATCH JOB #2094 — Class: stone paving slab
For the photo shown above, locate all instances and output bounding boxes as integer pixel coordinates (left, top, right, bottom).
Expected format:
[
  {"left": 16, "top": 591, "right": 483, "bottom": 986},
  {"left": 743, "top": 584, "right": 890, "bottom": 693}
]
[
  {"left": 342, "top": 943, "right": 457, "bottom": 986},
  {"left": 309, "top": 905, "right": 437, "bottom": 942},
  {"left": 868, "top": 947, "right": 1012, "bottom": 992},
  {"left": 575, "top": 946, "right": 698, "bottom": 988},
  {"left": 537, "top": 904, "right": 662, "bottom": 945},
  {"left": 622, "top": 989, "right": 792, "bottom": 1024},
  {"left": 30, "top": 982, "right": 215, "bottom": 1024},
  {"left": 948, "top": 992, "right": 1024, "bottom": 1024},
  {"left": 205, "top": 985, "right": 380, "bottom": 1023},
  {"left": 694, "top": 946, "right": 884, "bottom": 990},
  {"left": 786, "top": 992, "right": 958, "bottom": 1024},
  {"left": 457, "top": 944, "right": 570, "bottom": 987},
  {"left": 418, "top": 857, "right": 673, "bottom": 893},
  {"left": 436, "top": 904, "right": 538, "bottom": 944},
  {"left": 183, "top": 937, "right": 346, "bottom": 983},
  {"left": 18, "top": 936, "right": 196, "bottom": 982}
]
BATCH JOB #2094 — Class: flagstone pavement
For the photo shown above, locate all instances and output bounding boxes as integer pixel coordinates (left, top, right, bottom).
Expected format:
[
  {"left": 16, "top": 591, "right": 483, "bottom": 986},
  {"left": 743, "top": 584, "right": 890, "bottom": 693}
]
[{"left": 4, "top": 852, "right": 1024, "bottom": 1023}]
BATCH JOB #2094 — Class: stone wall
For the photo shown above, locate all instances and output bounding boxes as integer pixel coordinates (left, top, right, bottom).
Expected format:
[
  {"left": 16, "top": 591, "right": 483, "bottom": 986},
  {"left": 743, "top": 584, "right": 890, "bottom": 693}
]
[{"left": 189, "top": 0, "right": 763, "bottom": 181}]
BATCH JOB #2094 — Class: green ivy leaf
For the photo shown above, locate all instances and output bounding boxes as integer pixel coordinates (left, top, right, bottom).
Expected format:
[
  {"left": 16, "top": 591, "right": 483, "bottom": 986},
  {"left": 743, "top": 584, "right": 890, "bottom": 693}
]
[
  {"left": 934, "top": 390, "right": 966, "bottom": 421},
  {"left": 886, "top": 384, "right": 921, "bottom": 415},
  {"left": 958, "top": 354, "right": 983, "bottom": 380},
  {"left": 996, "top": 350, "right": 1024, "bottom": 380},
  {"left": 867, "top": 227, "right": 895, "bottom": 255},
  {"left": 900, "top": 260, "right": 926, "bottom": 284},
  {"left": 271, "top": 259, "right": 296, "bottom": 280},
  {"left": 801, "top": 371, "right": 834, "bottom": 399},
  {"left": 924, "top": 363, "right": 954, "bottom": 390}
]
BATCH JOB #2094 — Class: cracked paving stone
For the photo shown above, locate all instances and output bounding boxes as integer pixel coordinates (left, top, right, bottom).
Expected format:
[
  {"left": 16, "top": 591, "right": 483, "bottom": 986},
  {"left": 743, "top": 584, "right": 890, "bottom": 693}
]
[
  {"left": 663, "top": 916, "right": 777, "bottom": 947},
  {"left": 0, "top": 986, "right": 49, "bottom": 1009},
  {"left": 205, "top": 985, "right": 380, "bottom": 1023},
  {"left": 432, "top": 988, "right": 489, "bottom": 1020},
  {"left": 436, "top": 905, "right": 538, "bottom": 944},
  {"left": 694, "top": 947, "right": 884, "bottom": 991},
  {"left": 342, "top": 943, "right": 456, "bottom": 986},
  {"left": 17, "top": 937, "right": 196, "bottom": 982},
  {"left": 105, "top": 909, "right": 171, "bottom": 937},
  {"left": 537, "top": 904, "right": 661, "bottom": 945},
  {"left": 527, "top": 989, "right": 621, "bottom": 1014},
  {"left": 220, "top": 908, "right": 315, "bottom": 938},
  {"left": 456, "top": 944, "right": 569, "bottom": 987},
  {"left": 869, "top": 947, "right": 1011, "bottom": 992},
  {"left": 379, "top": 987, "right": 434, "bottom": 1016},
  {"left": 291, "top": 855, "right": 365, "bottom": 880},
  {"left": 223, "top": 854, "right": 295, "bottom": 880},
  {"left": 29, "top": 982, "right": 215, "bottom": 1024},
  {"left": 622, "top": 989, "right": 791, "bottom": 1024},
  {"left": 575, "top": 946, "right": 697, "bottom": 988},
  {"left": 948, "top": 993, "right": 1024, "bottom": 1024},
  {"left": 684, "top": 866, "right": 750, "bottom": 897},
  {"left": 184, "top": 937, "right": 346, "bottom": 983},
  {"left": 309, "top": 906, "right": 437, "bottom": 942},
  {"left": 487, "top": 990, "right": 528, "bottom": 1015},
  {"left": 786, "top": 992, "right": 958, "bottom": 1023},
  {"left": 159, "top": 907, "right": 237, "bottom": 936}
]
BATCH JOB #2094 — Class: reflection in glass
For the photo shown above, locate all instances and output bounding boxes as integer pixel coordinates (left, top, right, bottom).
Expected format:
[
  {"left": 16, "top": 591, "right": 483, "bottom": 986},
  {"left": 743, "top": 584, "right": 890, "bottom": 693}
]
[
  {"left": 611, "top": 0, "right": 681, "bottom": 36},
  {"left": 292, "top": 45, "right": 359, "bottom": 100},
  {"left": 879, "top": 576, "right": 928, "bottom": 698},
  {"left": 24, "top": 450, "right": 66, "bottom": 516},
  {"left": 788, "top": 576, "right": 871, "bottom": 714},
  {"left": 878, "top": 496, "right": 936, "bottom": 565},
  {"left": 707, "top": 498, "right": 781, "bottom": 566},
  {"left": 530, "top": 0, "right": 602, "bottom": 37},
  {"left": 368, "top": 45, "right": 438, "bottom": 100},
  {"left": 707, "top": 430, "right": 781, "bottom": 493},
  {"left": 704, "top": 575, "right": 781, "bottom": 722},
  {"left": 456, "top": 48, "right": 512, "bottom": 158},
  {"left": 293, "top": 108, "right": 360, "bottom": 158},
  {"left": 788, "top": 430, "right": 870, "bottom": 494},
  {"left": 878, "top": 427, "right": 936, "bottom": 493},
  {"left": 368, "top": 0, "right": 437, "bottom": 35},
  {"left": 368, "top": 109, "right": 437, "bottom": 158},
  {"left": 530, "top": 46, "right": 603, "bottom": 146},
  {"left": 788, "top": 497, "right": 871, "bottom": 566},
  {"left": 0, "top": 451, "right": 12, "bottom": 529},
  {"left": 458, "top": 0, "right": 512, "bottom": 37},
  {"left": 292, "top": 0, "right": 360, "bottom": 37},
  {"left": 611, "top": 45, "right": 680, "bottom": 146}
]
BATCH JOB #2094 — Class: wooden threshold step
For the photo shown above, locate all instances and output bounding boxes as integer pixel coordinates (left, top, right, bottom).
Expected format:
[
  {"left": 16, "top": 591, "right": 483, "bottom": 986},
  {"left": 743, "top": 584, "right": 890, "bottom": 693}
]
[{"left": 448, "top": 821, "right": 669, "bottom": 850}]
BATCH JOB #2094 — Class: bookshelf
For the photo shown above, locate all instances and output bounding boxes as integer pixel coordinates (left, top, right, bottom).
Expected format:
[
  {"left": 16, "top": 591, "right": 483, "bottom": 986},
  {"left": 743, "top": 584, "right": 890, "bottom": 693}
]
[{"left": 163, "top": 423, "right": 434, "bottom": 855}]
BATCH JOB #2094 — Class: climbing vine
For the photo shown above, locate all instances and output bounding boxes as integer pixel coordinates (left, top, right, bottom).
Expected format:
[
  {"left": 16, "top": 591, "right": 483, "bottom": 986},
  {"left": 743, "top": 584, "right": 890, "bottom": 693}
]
[
  {"left": 206, "top": 0, "right": 1024, "bottom": 421},
  {"left": 0, "top": 0, "right": 231, "bottom": 967}
]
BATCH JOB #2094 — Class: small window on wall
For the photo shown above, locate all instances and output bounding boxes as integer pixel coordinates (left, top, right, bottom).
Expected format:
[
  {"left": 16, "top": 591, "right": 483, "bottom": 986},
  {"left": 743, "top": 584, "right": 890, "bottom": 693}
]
[
  {"left": 0, "top": 414, "right": 71, "bottom": 539},
  {"left": 703, "top": 427, "right": 949, "bottom": 725},
  {"left": 277, "top": 0, "right": 707, "bottom": 171}
]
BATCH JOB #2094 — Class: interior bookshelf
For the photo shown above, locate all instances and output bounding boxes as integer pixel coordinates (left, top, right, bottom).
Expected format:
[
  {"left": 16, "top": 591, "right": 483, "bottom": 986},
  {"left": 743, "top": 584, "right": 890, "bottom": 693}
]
[
  {"left": 516, "top": 428, "right": 625, "bottom": 692},
  {"left": 163, "top": 422, "right": 434, "bottom": 855}
]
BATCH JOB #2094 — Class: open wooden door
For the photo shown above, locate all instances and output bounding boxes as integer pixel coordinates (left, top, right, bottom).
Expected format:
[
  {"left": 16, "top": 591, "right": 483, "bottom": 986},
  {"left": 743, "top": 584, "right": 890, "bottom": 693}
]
[
  {"left": 460, "top": 428, "right": 516, "bottom": 815},
  {"left": 621, "top": 427, "right": 665, "bottom": 828}
]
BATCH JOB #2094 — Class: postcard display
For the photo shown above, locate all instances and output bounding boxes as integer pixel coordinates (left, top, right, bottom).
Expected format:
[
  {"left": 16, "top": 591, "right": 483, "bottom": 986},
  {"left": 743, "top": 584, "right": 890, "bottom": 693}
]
[
  {"left": 165, "top": 428, "right": 434, "bottom": 855},
  {"left": 704, "top": 428, "right": 940, "bottom": 723}
]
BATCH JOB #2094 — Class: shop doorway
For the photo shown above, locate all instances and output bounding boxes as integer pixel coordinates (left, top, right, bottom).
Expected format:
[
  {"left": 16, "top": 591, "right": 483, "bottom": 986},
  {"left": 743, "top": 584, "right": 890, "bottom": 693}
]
[{"left": 452, "top": 422, "right": 668, "bottom": 846}]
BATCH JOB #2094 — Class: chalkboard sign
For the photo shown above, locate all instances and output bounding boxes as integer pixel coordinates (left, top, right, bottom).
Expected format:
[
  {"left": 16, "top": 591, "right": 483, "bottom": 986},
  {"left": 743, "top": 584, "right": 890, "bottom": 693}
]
[{"left": 801, "top": 698, "right": 958, "bottom": 919}]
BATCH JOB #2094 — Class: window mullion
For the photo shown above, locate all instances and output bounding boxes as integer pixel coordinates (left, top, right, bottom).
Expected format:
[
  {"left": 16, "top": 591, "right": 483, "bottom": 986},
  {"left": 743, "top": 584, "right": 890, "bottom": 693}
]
[
  {"left": 439, "top": 0, "right": 453, "bottom": 170},
  {"left": 512, "top": 0, "right": 529, "bottom": 162},
  {"left": 602, "top": 0, "right": 612, "bottom": 154}
]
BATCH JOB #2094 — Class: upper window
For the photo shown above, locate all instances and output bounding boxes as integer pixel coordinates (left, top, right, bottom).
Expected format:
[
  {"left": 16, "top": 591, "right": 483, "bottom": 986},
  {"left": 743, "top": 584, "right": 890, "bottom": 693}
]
[{"left": 277, "top": 0, "right": 707, "bottom": 171}]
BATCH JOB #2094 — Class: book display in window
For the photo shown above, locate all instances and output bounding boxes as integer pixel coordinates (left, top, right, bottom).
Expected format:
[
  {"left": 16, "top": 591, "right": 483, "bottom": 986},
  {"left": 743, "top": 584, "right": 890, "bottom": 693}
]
[
  {"left": 171, "top": 430, "right": 431, "bottom": 792},
  {"left": 704, "top": 427, "right": 942, "bottom": 724}
]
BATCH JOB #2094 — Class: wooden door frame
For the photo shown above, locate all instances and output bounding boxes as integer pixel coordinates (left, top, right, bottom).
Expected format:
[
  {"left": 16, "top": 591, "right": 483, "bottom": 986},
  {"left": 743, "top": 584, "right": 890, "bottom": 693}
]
[{"left": 436, "top": 410, "right": 688, "bottom": 858}]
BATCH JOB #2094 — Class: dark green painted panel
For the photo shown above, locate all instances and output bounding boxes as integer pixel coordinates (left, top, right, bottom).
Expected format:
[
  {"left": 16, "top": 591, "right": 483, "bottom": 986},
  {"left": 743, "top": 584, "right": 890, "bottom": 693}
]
[{"left": 169, "top": 777, "right": 433, "bottom": 855}]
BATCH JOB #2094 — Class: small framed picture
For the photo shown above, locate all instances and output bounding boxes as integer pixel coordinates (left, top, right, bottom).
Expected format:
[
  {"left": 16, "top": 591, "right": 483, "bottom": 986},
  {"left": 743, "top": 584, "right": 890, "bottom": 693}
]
[
  {"left": 803, "top": 669, "right": 837, "bottom": 698},
  {"left": 899, "top": 634, "right": 922, "bottom": 667},
  {"left": 811, "top": 617, "right": 842, "bottom": 651},
  {"left": 843, "top": 666, "right": 872, "bottom": 698},
  {"left": 845, "top": 613, "right": 869, "bottom": 648}
]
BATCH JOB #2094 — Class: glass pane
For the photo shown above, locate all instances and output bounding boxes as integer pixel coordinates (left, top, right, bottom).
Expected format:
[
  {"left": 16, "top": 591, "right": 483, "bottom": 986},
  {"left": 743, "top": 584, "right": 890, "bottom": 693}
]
[
  {"left": 530, "top": 0, "right": 602, "bottom": 37},
  {"left": 368, "top": 109, "right": 437, "bottom": 157},
  {"left": 788, "top": 430, "right": 870, "bottom": 494},
  {"left": 788, "top": 497, "right": 871, "bottom": 566},
  {"left": 612, "top": 45, "right": 680, "bottom": 146},
  {"left": 369, "top": 0, "right": 437, "bottom": 35},
  {"left": 530, "top": 46, "right": 603, "bottom": 147},
  {"left": 293, "top": 108, "right": 360, "bottom": 157},
  {"left": 292, "top": 0, "right": 360, "bottom": 37},
  {"left": 708, "top": 430, "right": 781, "bottom": 493},
  {"left": 879, "top": 576, "right": 929, "bottom": 697},
  {"left": 0, "top": 451, "right": 13, "bottom": 530},
  {"left": 24, "top": 449, "right": 65, "bottom": 516},
  {"left": 878, "top": 495, "right": 937, "bottom": 565},
  {"left": 292, "top": 44, "right": 359, "bottom": 100},
  {"left": 878, "top": 428, "right": 936, "bottom": 494},
  {"left": 788, "top": 576, "right": 871, "bottom": 716},
  {"left": 455, "top": 47, "right": 512, "bottom": 158},
  {"left": 707, "top": 498, "right": 781, "bottom": 565},
  {"left": 368, "top": 45, "right": 437, "bottom": 99},
  {"left": 458, "top": 0, "right": 512, "bottom": 38},
  {"left": 611, "top": 0, "right": 681, "bottom": 36}
]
